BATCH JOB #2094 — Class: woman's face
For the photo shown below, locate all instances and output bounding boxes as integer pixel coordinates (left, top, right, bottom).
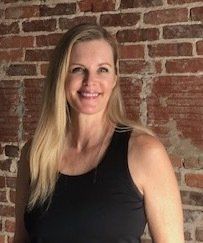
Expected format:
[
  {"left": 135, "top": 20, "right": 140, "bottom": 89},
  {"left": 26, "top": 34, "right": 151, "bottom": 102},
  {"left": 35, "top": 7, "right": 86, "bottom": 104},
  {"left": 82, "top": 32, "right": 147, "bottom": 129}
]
[{"left": 65, "top": 39, "right": 117, "bottom": 117}]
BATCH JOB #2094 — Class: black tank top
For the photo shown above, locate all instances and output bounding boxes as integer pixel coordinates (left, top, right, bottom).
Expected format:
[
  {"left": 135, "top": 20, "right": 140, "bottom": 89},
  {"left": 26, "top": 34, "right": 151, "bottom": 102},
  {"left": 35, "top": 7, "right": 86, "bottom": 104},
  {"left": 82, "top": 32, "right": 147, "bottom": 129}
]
[{"left": 24, "top": 128, "right": 147, "bottom": 243}]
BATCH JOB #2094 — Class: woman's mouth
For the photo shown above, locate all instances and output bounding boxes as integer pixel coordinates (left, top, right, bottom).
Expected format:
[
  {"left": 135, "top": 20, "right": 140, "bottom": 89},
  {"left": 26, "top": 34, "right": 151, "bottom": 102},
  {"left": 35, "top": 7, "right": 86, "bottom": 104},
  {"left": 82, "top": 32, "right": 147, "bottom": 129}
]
[{"left": 77, "top": 91, "right": 100, "bottom": 98}]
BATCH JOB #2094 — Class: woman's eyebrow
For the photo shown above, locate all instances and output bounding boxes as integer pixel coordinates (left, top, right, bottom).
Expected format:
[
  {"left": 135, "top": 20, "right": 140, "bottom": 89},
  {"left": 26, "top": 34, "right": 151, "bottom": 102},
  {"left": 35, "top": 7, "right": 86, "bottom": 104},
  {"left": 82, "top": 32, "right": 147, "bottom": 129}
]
[
  {"left": 98, "top": 63, "right": 112, "bottom": 67},
  {"left": 69, "top": 63, "right": 112, "bottom": 67},
  {"left": 69, "top": 63, "right": 85, "bottom": 67}
]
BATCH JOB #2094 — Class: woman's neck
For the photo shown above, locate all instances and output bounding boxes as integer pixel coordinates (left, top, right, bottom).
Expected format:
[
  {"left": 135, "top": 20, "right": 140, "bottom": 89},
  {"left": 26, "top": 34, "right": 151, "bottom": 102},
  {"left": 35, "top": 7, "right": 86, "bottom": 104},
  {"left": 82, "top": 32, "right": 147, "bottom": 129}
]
[{"left": 67, "top": 112, "right": 112, "bottom": 151}]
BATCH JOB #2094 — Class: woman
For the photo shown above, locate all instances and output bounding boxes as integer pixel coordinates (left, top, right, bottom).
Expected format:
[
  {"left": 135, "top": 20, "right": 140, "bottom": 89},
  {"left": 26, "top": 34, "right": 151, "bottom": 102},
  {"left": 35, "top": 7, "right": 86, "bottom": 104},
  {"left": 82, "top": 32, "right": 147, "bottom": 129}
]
[{"left": 14, "top": 24, "right": 184, "bottom": 243}]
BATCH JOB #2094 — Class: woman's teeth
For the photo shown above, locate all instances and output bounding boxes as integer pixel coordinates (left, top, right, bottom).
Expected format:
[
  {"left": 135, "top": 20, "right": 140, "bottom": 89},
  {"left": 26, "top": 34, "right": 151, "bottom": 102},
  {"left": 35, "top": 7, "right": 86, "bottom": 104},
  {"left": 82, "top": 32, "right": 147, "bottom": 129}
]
[{"left": 79, "top": 92, "right": 99, "bottom": 97}]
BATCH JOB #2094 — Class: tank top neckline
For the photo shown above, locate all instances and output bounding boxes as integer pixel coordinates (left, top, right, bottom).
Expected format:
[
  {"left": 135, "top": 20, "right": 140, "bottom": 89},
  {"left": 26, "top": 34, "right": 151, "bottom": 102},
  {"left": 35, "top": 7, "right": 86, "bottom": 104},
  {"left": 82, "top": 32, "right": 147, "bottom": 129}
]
[{"left": 58, "top": 126, "right": 118, "bottom": 178}]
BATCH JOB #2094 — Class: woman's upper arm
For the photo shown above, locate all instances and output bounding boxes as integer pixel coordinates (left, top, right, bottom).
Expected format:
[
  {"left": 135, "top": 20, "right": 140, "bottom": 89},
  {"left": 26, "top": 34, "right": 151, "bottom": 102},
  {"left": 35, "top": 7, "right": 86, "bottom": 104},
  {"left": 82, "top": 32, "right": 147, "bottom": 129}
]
[
  {"left": 14, "top": 140, "right": 31, "bottom": 243},
  {"left": 129, "top": 134, "right": 184, "bottom": 243}
]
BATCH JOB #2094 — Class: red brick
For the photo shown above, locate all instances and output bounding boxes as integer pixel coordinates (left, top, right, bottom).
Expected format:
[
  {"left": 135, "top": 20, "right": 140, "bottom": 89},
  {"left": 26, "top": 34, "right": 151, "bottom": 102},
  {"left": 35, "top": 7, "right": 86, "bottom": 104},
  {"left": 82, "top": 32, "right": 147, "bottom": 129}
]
[
  {"left": 163, "top": 24, "right": 203, "bottom": 39},
  {"left": 120, "top": 0, "right": 162, "bottom": 8},
  {"left": 119, "top": 44, "right": 144, "bottom": 59},
  {"left": 0, "top": 144, "right": 3, "bottom": 154},
  {"left": 5, "top": 176, "right": 16, "bottom": 189},
  {"left": 120, "top": 77, "right": 142, "bottom": 120},
  {"left": 5, "top": 219, "right": 15, "bottom": 233},
  {"left": 155, "top": 61, "right": 162, "bottom": 73},
  {"left": 0, "top": 49, "right": 23, "bottom": 62},
  {"left": 166, "top": 58, "right": 203, "bottom": 73},
  {"left": 4, "top": 0, "right": 21, "bottom": 2},
  {"left": 36, "top": 33, "right": 63, "bottom": 47},
  {"left": 39, "top": 3, "right": 76, "bottom": 16},
  {"left": 0, "top": 176, "right": 5, "bottom": 188},
  {"left": 119, "top": 60, "right": 155, "bottom": 75},
  {"left": 0, "top": 9, "right": 4, "bottom": 19},
  {"left": 0, "top": 80, "right": 20, "bottom": 142},
  {"left": 25, "top": 49, "right": 54, "bottom": 62},
  {"left": 24, "top": 78, "right": 44, "bottom": 89},
  {"left": 78, "top": 0, "right": 92, "bottom": 11},
  {"left": 23, "top": 78, "right": 44, "bottom": 104},
  {"left": 191, "top": 7, "right": 203, "bottom": 22},
  {"left": 0, "top": 159, "right": 12, "bottom": 171},
  {"left": 168, "top": 0, "right": 202, "bottom": 4},
  {"left": 23, "top": 78, "right": 44, "bottom": 139},
  {"left": 8, "top": 236, "right": 14, "bottom": 243},
  {"left": 147, "top": 76, "right": 203, "bottom": 145},
  {"left": 185, "top": 174, "right": 203, "bottom": 188},
  {"left": 184, "top": 230, "right": 192, "bottom": 241},
  {"left": 0, "top": 22, "right": 19, "bottom": 34},
  {"left": 5, "top": 5, "right": 39, "bottom": 19},
  {"left": 0, "top": 235, "right": 5, "bottom": 243},
  {"left": 144, "top": 8, "right": 188, "bottom": 24},
  {"left": 0, "top": 121, "right": 17, "bottom": 137},
  {"left": 181, "top": 190, "right": 203, "bottom": 206},
  {"left": 22, "top": 19, "right": 56, "bottom": 32},
  {"left": 100, "top": 13, "right": 140, "bottom": 27},
  {"left": 196, "top": 227, "right": 203, "bottom": 241},
  {"left": 149, "top": 106, "right": 203, "bottom": 125},
  {"left": 117, "top": 28, "right": 159, "bottom": 43},
  {"left": 183, "top": 157, "right": 202, "bottom": 169},
  {"left": 0, "top": 191, "right": 7, "bottom": 203},
  {"left": 0, "top": 205, "right": 15, "bottom": 217},
  {"left": 0, "top": 36, "right": 34, "bottom": 49},
  {"left": 59, "top": 16, "right": 96, "bottom": 30},
  {"left": 6, "top": 64, "right": 36, "bottom": 76},
  {"left": 148, "top": 43, "right": 192, "bottom": 57},
  {"left": 40, "top": 63, "right": 49, "bottom": 76},
  {"left": 5, "top": 145, "right": 19, "bottom": 157},
  {"left": 78, "top": 0, "right": 115, "bottom": 12},
  {"left": 169, "top": 155, "right": 183, "bottom": 168},
  {"left": 197, "top": 40, "right": 203, "bottom": 55},
  {"left": 149, "top": 75, "right": 203, "bottom": 94}
]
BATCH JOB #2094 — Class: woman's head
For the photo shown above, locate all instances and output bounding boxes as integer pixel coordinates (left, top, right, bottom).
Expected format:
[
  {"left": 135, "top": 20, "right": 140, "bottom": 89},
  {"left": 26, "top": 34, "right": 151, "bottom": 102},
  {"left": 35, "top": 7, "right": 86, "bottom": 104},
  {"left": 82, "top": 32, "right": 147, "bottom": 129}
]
[
  {"left": 45, "top": 23, "right": 125, "bottom": 125},
  {"left": 66, "top": 38, "right": 118, "bottom": 117}
]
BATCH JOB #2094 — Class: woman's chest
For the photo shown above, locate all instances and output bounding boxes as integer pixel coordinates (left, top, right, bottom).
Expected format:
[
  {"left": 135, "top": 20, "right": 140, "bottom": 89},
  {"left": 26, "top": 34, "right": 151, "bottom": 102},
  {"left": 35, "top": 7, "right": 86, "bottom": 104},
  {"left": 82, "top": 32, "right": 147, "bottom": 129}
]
[{"left": 24, "top": 171, "right": 146, "bottom": 242}]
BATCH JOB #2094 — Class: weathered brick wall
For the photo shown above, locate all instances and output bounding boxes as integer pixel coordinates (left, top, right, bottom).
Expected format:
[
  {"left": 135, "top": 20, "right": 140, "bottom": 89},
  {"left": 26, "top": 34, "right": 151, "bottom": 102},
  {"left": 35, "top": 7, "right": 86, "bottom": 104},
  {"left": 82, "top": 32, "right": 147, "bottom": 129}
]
[{"left": 0, "top": 0, "right": 203, "bottom": 242}]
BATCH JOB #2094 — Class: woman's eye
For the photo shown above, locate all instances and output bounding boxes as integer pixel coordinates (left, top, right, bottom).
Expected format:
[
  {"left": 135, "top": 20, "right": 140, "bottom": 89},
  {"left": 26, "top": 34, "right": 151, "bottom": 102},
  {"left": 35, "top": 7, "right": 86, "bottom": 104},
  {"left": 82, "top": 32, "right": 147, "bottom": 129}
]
[
  {"left": 70, "top": 67, "right": 84, "bottom": 74},
  {"left": 99, "top": 67, "right": 109, "bottom": 73}
]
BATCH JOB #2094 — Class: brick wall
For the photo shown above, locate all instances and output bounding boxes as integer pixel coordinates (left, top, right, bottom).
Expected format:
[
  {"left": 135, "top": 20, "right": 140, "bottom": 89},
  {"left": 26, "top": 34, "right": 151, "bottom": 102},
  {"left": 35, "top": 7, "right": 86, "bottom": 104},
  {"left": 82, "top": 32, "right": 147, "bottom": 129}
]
[{"left": 0, "top": 0, "right": 203, "bottom": 242}]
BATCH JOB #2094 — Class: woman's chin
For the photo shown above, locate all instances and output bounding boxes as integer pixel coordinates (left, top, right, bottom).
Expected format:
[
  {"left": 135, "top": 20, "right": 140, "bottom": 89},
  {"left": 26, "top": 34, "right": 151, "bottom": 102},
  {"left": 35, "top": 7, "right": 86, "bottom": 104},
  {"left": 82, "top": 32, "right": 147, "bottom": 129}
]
[{"left": 70, "top": 104, "right": 106, "bottom": 116}]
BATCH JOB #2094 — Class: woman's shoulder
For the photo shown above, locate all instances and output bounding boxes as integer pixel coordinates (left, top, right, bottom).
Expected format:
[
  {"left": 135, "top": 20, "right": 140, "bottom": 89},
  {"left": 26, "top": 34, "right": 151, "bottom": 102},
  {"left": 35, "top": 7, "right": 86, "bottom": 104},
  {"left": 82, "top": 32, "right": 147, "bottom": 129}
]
[
  {"left": 130, "top": 130, "right": 163, "bottom": 150},
  {"left": 128, "top": 130, "right": 175, "bottom": 196},
  {"left": 129, "top": 130, "right": 169, "bottom": 168}
]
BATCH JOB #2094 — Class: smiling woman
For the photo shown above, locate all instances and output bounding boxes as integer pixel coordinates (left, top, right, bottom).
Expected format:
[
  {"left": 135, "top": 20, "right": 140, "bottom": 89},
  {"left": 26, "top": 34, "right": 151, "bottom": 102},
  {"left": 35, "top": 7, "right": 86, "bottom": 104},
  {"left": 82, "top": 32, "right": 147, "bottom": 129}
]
[
  {"left": 66, "top": 40, "right": 117, "bottom": 115},
  {"left": 14, "top": 23, "right": 184, "bottom": 243}
]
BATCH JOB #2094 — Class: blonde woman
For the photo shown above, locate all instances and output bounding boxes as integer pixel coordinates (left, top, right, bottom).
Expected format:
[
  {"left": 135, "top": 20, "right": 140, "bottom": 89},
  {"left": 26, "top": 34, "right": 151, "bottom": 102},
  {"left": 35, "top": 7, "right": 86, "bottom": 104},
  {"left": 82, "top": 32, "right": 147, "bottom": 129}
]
[{"left": 14, "top": 24, "right": 184, "bottom": 243}]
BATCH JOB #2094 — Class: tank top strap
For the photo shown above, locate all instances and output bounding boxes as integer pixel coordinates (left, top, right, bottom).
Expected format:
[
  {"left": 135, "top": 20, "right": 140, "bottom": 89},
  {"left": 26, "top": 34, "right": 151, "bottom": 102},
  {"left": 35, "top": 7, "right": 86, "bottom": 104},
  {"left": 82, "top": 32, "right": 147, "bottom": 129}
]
[
  {"left": 114, "top": 126, "right": 133, "bottom": 149},
  {"left": 98, "top": 125, "right": 133, "bottom": 174}
]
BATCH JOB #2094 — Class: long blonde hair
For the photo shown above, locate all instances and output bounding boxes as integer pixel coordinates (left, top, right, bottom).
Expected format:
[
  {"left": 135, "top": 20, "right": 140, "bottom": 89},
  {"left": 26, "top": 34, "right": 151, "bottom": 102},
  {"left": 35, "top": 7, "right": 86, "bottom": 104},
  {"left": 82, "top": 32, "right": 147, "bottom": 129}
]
[{"left": 28, "top": 23, "right": 154, "bottom": 210}]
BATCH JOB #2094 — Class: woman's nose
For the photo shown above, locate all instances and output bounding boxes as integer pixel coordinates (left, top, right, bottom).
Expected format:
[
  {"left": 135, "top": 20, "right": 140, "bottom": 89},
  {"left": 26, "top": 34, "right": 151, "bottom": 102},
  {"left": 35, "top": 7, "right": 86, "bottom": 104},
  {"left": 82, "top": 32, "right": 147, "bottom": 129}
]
[{"left": 83, "top": 71, "right": 97, "bottom": 86}]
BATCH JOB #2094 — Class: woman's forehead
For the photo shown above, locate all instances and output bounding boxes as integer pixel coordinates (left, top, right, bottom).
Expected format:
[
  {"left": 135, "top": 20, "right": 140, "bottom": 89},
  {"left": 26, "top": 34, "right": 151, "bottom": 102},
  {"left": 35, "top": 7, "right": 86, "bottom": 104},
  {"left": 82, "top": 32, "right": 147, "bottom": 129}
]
[{"left": 69, "top": 39, "right": 114, "bottom": 63}]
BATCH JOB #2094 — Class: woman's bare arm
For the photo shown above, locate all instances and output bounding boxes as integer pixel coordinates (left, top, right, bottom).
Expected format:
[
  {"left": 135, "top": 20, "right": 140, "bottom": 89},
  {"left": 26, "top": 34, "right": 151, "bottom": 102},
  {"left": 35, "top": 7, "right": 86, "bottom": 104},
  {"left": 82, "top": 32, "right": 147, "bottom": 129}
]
[
  {"left": 14, "top": 141, "right": 31, "bottom": 243},
  {"left": 129, "top": 134, "right": 184, "bottom": 243}
]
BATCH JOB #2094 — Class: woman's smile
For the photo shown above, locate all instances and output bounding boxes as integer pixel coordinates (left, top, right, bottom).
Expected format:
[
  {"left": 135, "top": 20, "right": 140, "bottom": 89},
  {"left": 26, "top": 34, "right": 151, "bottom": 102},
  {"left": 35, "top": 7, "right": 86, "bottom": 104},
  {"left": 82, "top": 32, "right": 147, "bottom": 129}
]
[{"left": 77, "top": 90, "right": 101, "bottom": 99}]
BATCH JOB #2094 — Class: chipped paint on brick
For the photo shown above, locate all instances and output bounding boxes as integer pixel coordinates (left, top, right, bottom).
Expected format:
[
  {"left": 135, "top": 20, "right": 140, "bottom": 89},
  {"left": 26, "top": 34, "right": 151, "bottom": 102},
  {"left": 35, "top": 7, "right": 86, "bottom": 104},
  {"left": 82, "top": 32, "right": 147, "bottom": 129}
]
[
  {"left": 139, "top": 76, "right": 153, "bottom": 125},
  {"left": 165, "top": 119, "right": 203, "bottom": 166}
]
